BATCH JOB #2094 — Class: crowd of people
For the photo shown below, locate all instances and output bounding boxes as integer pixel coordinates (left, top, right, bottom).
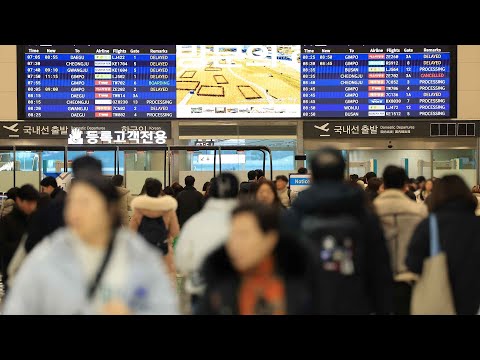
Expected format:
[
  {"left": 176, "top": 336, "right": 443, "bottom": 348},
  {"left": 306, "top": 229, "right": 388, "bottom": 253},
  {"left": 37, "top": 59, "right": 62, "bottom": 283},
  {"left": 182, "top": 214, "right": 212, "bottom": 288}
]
[{"left": 1, "top": 149, "right": 480, "bottom": 315}]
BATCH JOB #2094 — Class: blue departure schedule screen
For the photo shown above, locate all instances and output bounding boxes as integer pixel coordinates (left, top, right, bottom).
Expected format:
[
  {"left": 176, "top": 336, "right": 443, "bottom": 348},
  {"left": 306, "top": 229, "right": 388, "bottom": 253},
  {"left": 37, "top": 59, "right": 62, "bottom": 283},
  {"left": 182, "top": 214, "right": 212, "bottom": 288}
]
[
  {"left": 22, "top": 45, "right": 176, "bottom": 119},
  {"left": 301, "top": 45, "right": 455, "bottom": 118},
  {"left": 18, "top": 45, "right": 456, "bottom": 120}
]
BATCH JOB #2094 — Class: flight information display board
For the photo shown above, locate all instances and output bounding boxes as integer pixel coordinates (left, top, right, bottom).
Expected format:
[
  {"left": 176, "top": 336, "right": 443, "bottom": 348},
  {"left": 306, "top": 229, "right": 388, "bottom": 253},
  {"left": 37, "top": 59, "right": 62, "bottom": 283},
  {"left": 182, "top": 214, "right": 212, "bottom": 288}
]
[
  {"left": 20, "top": 45, "right": 176, "bottom": 119},
  {"left": 176, "top": 45, "right": 300, "bottom": 118},
  {"left": 301, "top": 45, "right": 455, "bottom": 118},
  {"left": 17, "top": 45, "right": 456, "bottom": 120}
]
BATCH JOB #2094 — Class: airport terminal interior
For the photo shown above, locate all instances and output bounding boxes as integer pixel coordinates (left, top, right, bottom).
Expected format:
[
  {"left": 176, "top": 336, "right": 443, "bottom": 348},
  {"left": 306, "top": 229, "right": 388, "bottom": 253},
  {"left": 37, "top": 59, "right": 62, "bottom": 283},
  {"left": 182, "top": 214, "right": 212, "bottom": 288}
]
[{"left": 0, "top": 44, "right": 479, "bottom": 315}]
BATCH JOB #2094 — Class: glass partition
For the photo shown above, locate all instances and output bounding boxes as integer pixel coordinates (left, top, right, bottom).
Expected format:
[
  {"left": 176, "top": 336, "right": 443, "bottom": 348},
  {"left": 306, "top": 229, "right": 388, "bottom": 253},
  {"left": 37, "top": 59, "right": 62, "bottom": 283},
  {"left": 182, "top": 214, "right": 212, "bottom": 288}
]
[
  {"left": 0, "top": 151, "right": 14, "bottom": 193},
  {"left": 432, "top": 149, "right": 477, "bottom": 188}
]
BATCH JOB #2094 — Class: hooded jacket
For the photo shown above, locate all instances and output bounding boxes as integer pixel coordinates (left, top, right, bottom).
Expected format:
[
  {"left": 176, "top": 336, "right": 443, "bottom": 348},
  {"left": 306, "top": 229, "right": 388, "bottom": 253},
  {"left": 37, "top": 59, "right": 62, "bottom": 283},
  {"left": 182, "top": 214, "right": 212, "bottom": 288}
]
[
  {"left": 3, "top": 227, "right": 179, "bottom": 315},
  {"left": 406, "top": 200, "right": 480, "bottom": 315},
  {"left": 175, "top": 198, "right": 238, "bottom": 296},
  {"left": 196, "top": 238, "right": 321, "bottom": 315},
  {"left": 282, "top": 180, "right": 393, "bottom": 315},
  {"left": 374, "top": 189, "right": 428, "bottom": 276}
]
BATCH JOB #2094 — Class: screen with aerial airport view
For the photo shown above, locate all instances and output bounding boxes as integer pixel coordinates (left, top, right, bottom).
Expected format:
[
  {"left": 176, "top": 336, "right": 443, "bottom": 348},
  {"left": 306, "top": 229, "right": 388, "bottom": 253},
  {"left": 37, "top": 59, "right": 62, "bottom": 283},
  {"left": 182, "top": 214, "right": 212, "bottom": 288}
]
[{"left": 176, "top": 45, "right": 301, "bottom": 118}]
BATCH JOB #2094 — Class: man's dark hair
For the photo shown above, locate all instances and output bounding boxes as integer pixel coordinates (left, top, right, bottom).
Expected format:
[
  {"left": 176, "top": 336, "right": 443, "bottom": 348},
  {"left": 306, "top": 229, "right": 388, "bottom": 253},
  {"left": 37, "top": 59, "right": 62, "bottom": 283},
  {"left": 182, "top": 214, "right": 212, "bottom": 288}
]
[
  {"left": 430, "top": 175, "right": 477, "bottom": 212},
  {"left": 111, "top": 175, "right": 124, "bottom": 187},
  {"left": 297, "top": 167, "right": 308, "bottom": 174},
  {"left": 232, "top": 201, "right": 280, "bottom": 234},
  {"left": 72, "top": 156, "right": 103, "bottom": 178},
  {"left": 350, "top": 174, "right": 359, "bottom": 182},
  {"left": 141, "top": 178, "right": 162, "bottom": 198},
  {"left": 163, "top": 186, "right": 175, "bottom": 197},
  {"left": 365, "top": 172, "right": 377, "bottom": 183},
  {"left": 275, "top": 175, "right": 289, "bottom": 183},
  {"left": 185, "top": 175, "right": 195, "bottom": 187},
  {"left": 247, "top": 170, "right": 257, "bottom": 181},
  {"left": 366, "top": 177, "right": 383, "bottom": 193},
  {"left": 310, "top": 148, "right": 345, "bottom": 181},
  {"left": 383, "top": 166, "right": 408, "bottom": 189},
  {"left": 6, "top": 187, "right": 19, "bottom": 200},
  {"left": 408, "top": 178, "right": 416, "bottom": 184},
  {"left": 202, "top": 182, "right": 211, "bottom": 192},
  {"left": 40, "top": 176, "right": 58, "bottom": 189},
  {"left": 209, "top": 173, "right": 239, "bottom": 199},
  {"left": 416, "top": 176, "right": 426, "bottom": 183},
  {"left": 17, "top": 184, "right": 40, "bottom": 202},
  {"left": 255, "top": 169, "right": 265, "bottom": 179}
]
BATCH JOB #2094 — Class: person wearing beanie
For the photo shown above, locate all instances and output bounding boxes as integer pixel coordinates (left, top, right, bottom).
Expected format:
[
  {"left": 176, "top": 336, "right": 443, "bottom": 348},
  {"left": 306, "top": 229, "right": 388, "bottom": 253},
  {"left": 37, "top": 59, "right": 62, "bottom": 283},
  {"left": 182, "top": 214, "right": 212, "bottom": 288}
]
[
  {"left": 175, "top": 172, "right": 240, "bottom": 313},
  {"left": 282, "top": 147, "right": 393, "bottom": 314}
]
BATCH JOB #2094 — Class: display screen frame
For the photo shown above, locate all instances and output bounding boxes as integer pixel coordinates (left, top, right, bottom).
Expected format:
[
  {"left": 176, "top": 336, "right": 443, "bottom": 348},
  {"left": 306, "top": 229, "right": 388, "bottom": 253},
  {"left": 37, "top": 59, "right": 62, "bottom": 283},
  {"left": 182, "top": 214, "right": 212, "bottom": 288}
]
[{"left": 16, "top": 45, "right": 458, "bottom": 120}]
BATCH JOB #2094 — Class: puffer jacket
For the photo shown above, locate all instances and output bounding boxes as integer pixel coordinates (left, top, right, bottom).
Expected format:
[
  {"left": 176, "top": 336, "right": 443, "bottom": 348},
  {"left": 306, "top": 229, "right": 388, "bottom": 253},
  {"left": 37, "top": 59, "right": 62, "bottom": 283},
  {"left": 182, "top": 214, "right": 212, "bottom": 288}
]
[
  {"left": 116, "top": 186, "right": 132, "bottom": 226},
  {"left": 374, "top": 189, "right": 428, "bottom": 275},
  {"left": 0, "top": 199, "right": 15, "bottom": 219}
]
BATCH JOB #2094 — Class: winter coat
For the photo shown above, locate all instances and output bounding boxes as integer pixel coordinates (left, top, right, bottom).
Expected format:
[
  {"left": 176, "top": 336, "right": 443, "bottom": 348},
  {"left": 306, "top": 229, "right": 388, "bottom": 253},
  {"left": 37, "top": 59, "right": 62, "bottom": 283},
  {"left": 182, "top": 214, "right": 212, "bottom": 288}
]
[
  {"left": 176, "top": 186, "right": 204, "bottom": 227},
  {"left": 282, "top": 180, "right": 393, "bottom": 315},
  {"left": 406, "top": 200, "right": 480, "bottom": 315},
  {"left": 50, "top": 187, "right": 67, "bottom": 201},
  {"left": 374, "top": 189, "right": 428, "bottom": 276},
  {"left": 0, "top": 206, "right": 30, "bottom": 288},
  {"left": 24, "top": 193, "right": 65, "bottom": 254},
  {"left": 0, "top": 199, "right": 15, "bottom": 219},
  {"left": 3, "top": 227, "right": 179, "bottom": 315},
  {"left": 196, "top": 238, "right": 321, "bottom": 315},
  {"left": 175, "top": 198, "right": 238, "bottom": 296}
]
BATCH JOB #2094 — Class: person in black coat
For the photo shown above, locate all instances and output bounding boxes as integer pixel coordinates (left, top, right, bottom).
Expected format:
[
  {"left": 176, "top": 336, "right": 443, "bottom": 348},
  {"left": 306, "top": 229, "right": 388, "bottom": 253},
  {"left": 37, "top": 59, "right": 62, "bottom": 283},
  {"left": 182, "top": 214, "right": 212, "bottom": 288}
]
[
  {"left": 176, "top": 175, "right": 204, "bottom": 228},
  {"left": 40, "top": 176, "right": 67, "bottom": 202},
  {"left": 196, "top": 202, "right": 320, "bottom": 315},
  {"left": 282, "top": 148, "right": 393, "bottom": 315},
  {"left": 406, "top": 175, "right": 480, "bottom": 315},
  {"left": 0, "top": 185, "right": 39, "bottom": 291}
]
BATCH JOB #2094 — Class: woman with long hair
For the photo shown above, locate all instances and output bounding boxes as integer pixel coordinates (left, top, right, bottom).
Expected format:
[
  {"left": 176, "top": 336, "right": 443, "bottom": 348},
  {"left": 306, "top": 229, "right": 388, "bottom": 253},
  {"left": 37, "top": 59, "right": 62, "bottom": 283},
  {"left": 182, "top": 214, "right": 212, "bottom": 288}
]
[
  {"left": 255, "top": 179, "right": 285, "bottom": 209},
  {"left": 3, "top": 175, "right": 178, "bottom": 315},
  {"left": 407, "top": 175, "right": 480, "bottom": 314}
]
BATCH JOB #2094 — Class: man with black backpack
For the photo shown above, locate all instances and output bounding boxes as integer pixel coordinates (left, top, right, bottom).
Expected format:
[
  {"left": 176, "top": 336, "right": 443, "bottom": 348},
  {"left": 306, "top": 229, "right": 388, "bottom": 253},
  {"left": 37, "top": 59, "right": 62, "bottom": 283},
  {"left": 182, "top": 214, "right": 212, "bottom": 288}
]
[{"left": 282, "top": 147, "right": 393, "bottom": 315}]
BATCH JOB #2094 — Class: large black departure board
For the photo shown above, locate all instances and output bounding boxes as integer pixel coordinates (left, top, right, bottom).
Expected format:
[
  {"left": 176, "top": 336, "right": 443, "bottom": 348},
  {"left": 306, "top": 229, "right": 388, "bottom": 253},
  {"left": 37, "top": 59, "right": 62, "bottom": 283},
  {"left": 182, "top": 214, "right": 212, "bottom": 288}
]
[{"left": 17, "top": 45, "right": 456, "bottom": 120}]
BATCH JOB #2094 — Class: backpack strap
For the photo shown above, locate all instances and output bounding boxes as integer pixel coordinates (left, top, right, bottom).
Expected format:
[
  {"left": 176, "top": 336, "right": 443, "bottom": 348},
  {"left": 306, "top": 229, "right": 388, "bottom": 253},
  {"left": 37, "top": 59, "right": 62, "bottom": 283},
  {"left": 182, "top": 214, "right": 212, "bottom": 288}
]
[
  {"left": 87, "top": 230, "right": 116, "bottom": 300},
  {"left": 287, "top": 189, "right": 291, "bottom": 206}
]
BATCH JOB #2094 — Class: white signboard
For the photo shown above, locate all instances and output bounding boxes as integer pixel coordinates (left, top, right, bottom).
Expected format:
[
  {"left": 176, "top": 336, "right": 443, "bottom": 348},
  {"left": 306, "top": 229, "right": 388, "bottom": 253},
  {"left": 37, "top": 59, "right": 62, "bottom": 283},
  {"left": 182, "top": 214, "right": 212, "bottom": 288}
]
[{"left": 196, "top": 154, "right": 246, "bottom": 165}]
